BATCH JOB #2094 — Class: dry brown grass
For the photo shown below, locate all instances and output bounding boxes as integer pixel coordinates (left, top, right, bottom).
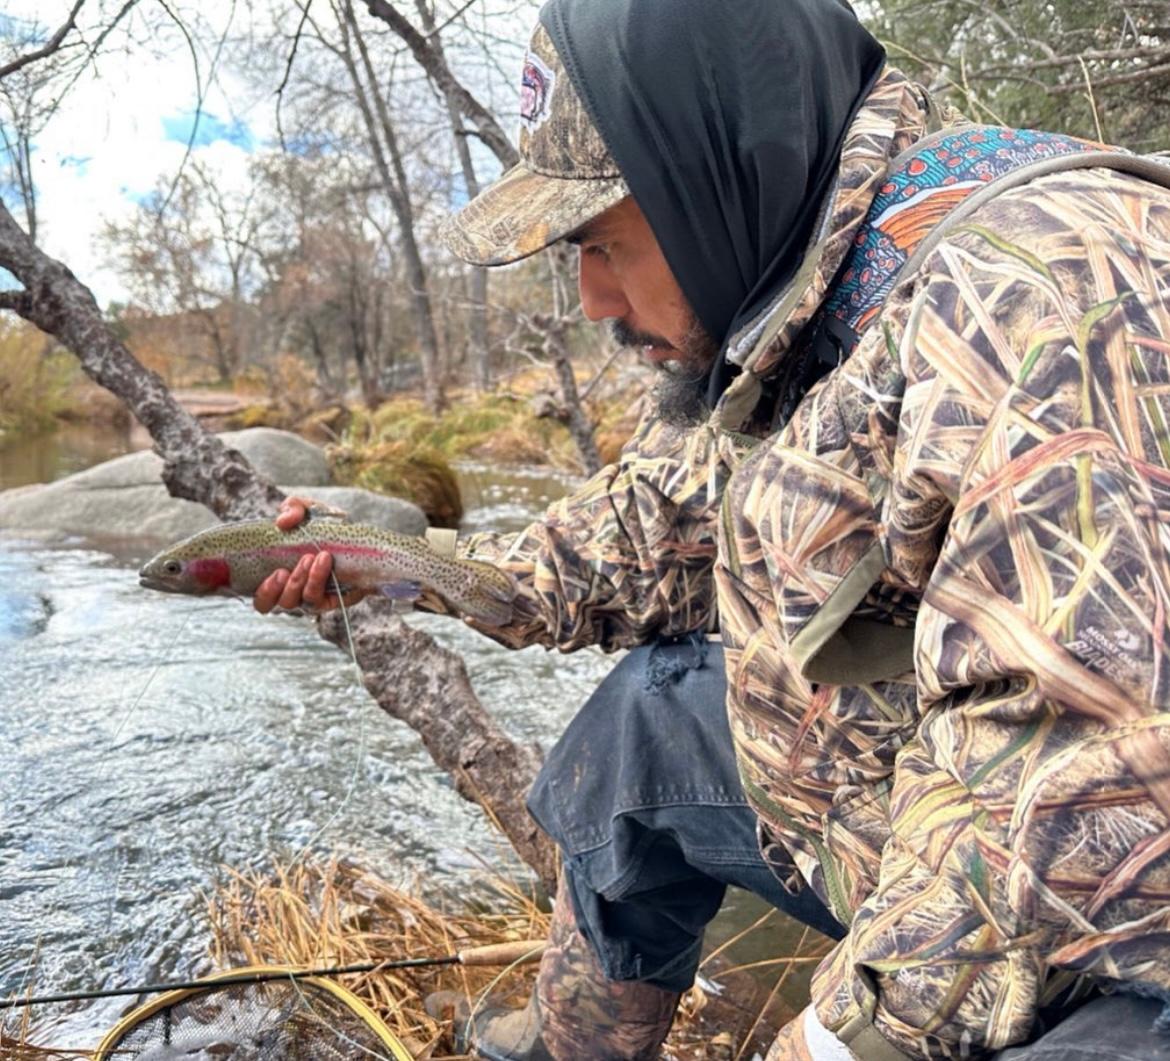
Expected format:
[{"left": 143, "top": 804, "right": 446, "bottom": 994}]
[
  {"left": 5, "top": 858, "right": 832, "bottom": 1059},
  {"left": 206, "top": 859, "right": 832, "bottom": 1061},
  {"left": 208, "top": 858, "right": 545, "bottom": 1059}
]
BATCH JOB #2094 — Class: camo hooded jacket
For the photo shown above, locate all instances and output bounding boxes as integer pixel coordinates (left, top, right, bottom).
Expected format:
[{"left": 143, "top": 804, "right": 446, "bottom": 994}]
[{"left": 454, "top": 68, "right": 1170, "bottom": 1059}]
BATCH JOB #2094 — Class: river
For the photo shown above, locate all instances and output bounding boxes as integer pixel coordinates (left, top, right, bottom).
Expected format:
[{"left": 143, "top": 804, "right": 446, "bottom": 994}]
[{"left": 0, "top": 425, "right": 814, "bottom": 1051}]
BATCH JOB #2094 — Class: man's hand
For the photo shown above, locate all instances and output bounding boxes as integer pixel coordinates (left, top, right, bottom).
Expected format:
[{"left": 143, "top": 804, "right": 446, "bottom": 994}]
[{"left": 252, "top": 496, "right": 371, "bottom": 614}]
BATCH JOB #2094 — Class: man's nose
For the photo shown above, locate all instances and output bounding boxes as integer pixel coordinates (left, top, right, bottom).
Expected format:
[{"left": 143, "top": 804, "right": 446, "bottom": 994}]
[{"left": 577, "top": 249, "right": 629, "bottom": 321}]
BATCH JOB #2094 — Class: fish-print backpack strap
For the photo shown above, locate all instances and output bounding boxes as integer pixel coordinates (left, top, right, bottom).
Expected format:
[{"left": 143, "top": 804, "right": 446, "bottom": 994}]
[{"left": 811, "top": 126, "right": 1170, "bottom": 369}]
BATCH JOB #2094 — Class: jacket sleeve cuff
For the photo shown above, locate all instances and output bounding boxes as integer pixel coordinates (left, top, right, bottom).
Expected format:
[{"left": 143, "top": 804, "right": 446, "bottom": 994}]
[{"left": 425, "top": 526, "right": 459, "bottom": 556}]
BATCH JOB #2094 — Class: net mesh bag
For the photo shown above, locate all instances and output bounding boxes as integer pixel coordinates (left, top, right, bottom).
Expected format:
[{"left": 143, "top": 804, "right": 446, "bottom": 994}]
[{"left": 95, "top": 972, "right": 412, "bottom": 1060}]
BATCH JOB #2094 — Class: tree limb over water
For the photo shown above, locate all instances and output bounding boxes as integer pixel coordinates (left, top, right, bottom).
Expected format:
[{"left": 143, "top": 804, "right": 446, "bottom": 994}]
[{"left": 0, "top": 197, "right": 556, "bottom": 892}]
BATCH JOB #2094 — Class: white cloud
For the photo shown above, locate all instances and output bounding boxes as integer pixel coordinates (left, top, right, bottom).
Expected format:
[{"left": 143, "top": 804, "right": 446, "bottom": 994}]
[
  {"left": 4, "top": 1, "right": 275, "bottom": 306},
  {"left": 4, "top": 0, "right": 540, "bottom": 306}
]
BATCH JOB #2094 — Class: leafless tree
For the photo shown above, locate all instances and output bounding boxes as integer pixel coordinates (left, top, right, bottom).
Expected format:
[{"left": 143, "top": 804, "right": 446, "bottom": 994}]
[{"left": 319, "top": 0, "right": 446, "bottom": 411}]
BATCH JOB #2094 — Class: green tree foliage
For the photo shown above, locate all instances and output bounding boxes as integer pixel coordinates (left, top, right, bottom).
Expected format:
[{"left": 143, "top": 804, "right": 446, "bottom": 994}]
[{"left": 872, "top": 0, "right": 1170, "bottom": 148}]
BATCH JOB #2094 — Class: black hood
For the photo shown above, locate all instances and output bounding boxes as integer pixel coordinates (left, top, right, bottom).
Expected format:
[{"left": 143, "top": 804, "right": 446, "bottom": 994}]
[{"left": 542, "top": 0, "right": 884, "bottom": 391}]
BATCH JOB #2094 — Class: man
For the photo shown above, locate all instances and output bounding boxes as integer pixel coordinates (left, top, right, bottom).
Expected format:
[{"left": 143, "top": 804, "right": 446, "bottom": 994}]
[{"left": 257, "top": 0, "right": 1170, "bottom": 1058}]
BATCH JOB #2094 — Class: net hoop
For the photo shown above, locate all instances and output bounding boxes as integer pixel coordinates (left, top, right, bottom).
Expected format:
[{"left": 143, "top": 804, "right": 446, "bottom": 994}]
[{"left": 93, "top": 963, "right": 414, "bottom": 1060}]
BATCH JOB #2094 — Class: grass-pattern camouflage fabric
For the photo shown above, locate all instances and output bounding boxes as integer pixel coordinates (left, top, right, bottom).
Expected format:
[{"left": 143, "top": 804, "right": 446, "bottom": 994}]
[
  {"left": 718, "top": 156, "right": 1170, "bottom": 1055},
  {"left": 455, "top": 412, "right": 730, "bottom": 651},
  {"left": 443, "top": 67, "right": 1170, "bottom": 1058}
]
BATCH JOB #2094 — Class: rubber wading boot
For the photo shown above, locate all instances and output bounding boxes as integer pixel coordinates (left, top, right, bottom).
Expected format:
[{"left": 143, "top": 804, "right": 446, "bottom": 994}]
[{"left": 426, "top": 887, "right": 681, "bottom": 1060}]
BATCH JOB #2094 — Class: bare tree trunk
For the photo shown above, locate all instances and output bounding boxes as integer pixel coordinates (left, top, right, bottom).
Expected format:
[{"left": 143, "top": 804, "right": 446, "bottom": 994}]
[
  {"left": 307, "top": 319, "right": 335, "bottom": 395},
  {"left": 415, "top": 0, "right": 492, "bottom": 391},
  {"left": 0, "top": 198, "right": 556, "bottom": 892},
  {"left": 337, "top": 0, "right": 444, "bottom": 413},
  {"left": 543, "top": 247, "right": 601, "bottom": 475},
  {"left": 362, "top": 0, "right": 520, "bottom": 169},
  {"left": 468, "top": 268, "right": 490, "bottom": 390}
]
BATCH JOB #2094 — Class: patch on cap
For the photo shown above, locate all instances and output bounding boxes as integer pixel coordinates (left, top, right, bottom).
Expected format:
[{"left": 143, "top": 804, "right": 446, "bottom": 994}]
[{"left": 520, "top": 51, "right": 556, "bottom": 133}]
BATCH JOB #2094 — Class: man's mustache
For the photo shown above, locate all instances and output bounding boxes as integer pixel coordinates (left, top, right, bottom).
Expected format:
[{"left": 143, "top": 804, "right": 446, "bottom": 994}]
[{"left": 610, "top": 320, "right": 673, "bottom": 350}]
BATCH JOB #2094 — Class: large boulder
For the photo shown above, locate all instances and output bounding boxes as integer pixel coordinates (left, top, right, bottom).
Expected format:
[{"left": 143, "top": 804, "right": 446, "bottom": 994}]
[
  {"left": 64, "top": 427, "right": 333, "bottom": 490},
  {"left": 0, "top": 428, "right": 427, "bottom": 544}
]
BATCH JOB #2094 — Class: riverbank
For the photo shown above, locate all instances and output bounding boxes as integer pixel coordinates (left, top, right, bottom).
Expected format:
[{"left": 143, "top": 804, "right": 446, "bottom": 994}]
[{"left": 1, "top": 367, "right": 645, "bottom": 529}]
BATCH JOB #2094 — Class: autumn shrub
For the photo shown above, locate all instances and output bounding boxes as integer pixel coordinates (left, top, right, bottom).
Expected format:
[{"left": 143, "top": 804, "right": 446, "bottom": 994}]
[
  {"left": 363, "top": 393, "right": 581, "bottom": 468},
  {"left": 0, "top": 323, "right": 82, "bottom": 443},
  {"left": 224, "top": 403, "right": 290, "bottom": 430},
  {"left": 329, "top": 439, "right": 463, "bottom": 528}
]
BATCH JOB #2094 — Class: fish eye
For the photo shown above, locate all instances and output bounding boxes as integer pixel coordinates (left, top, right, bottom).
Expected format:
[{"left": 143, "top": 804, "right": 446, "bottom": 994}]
[{"left": 164, "top": 560, "right": 182, "bottom": 575}]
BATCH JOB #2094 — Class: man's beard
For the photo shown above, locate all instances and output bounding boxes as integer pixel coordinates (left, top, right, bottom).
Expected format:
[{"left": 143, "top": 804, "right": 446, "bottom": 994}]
[{"left": 610, "top": 315, "right": 720, "bottom": 428}]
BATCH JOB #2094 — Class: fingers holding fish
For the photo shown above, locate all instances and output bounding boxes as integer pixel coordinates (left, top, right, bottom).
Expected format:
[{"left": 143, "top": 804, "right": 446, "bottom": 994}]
[
  {"left": 275, "top": 496, "right": 314, "bottom": 532},
  {"left": 275, "top": 496, "right": 350, "bottom": 531},
  {"left": 253, "top": 569, "right": 289, "bottom": 614},
  {"left": 278, "top": 553, "right": 324, "bottom": 610}
]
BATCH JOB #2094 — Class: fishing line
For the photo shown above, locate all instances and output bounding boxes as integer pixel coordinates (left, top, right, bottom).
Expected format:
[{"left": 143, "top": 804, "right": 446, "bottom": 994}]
[
  {"left": 0, "top": 958, "right": 451, "bottom": 1009},
  {"left": 110, "top": 608, "right": 198, "bottom": 745},
  {"left": 286, "top": 527, "right": 369, "bottom": 871}
]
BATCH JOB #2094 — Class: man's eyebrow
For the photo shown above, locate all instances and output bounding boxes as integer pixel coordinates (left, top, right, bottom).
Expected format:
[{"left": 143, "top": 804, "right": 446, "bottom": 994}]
[{"left": 565, "top": 221, "right": 602, "bottom": 246}]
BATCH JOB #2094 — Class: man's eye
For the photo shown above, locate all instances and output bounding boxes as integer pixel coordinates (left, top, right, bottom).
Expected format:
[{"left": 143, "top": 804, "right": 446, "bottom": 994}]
[{"left": 583, "top": 243, "right": 610, "bottom": 260}]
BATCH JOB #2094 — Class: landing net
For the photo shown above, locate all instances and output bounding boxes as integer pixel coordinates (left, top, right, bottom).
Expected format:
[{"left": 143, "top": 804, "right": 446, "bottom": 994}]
[{"left": 94, "top": 966, "right": 413, "bottom": 1060}]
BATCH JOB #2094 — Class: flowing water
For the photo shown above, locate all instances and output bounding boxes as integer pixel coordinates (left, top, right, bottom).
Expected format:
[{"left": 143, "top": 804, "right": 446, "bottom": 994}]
[{"left": 1, "top": 426, "right": 811, "bottom": 1050}]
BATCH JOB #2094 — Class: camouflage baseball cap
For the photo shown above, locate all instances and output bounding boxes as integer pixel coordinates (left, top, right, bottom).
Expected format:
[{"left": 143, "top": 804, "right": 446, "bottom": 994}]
[{"left": 441, "top": 22, "right": 629, "bottom": 266}]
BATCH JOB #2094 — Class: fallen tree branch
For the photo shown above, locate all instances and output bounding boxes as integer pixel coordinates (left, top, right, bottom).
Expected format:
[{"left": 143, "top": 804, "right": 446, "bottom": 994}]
[{"left": 0, "top": 201, "right": 281, "bottom": 517}]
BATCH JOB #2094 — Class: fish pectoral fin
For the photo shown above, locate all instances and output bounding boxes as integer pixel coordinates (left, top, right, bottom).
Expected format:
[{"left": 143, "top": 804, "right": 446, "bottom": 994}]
[
  {"left": 484, "top": 571, "right": 519, "bottom": 604},
  {"left": 379, "top": 580, "right": 422, "bottom": 602},
  {"left": 458, "top": 591, "right": 514, "bottom": 627}
]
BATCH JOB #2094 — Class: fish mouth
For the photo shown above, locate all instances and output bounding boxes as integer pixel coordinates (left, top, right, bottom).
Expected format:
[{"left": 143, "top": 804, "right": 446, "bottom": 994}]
[{"left": 138, "top": 576, "right": 186, "bottom": 594}]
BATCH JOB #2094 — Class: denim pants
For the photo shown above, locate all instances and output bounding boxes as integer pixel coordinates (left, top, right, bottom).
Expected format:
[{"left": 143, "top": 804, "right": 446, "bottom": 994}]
[
  {"left": 526, "top": 638, "right": 1170, "bottom": 1058},
  {"left": 527, "top": 635, "right": 843, "bottom": 992}
]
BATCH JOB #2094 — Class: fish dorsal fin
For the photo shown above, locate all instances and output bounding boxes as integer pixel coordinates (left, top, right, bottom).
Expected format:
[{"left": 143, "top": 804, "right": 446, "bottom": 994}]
[{"left": 303, "top": 501, "right": 350, "bottom": 523}]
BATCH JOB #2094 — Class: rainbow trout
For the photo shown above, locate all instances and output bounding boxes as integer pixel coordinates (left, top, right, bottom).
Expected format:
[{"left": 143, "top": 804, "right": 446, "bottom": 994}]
[{"left": 138, "top": 518, "right": 516, "bottom": 625}]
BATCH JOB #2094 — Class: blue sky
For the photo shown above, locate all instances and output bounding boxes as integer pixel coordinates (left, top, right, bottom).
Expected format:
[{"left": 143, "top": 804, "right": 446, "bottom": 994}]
[{"left": 161, "top": 111, "right": 255, "bottom": 152}]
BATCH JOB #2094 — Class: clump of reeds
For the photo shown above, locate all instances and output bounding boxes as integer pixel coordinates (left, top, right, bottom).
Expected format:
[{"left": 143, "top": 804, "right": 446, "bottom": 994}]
[
  {"left": 209, "top": 858, "right": 544, "bottom": 1058},
  {"left": 208, "top": 858, "right": 833, "bottom": 1061},
  {"left": 328, "top": 439, "right": 465, "bottom": 528}
]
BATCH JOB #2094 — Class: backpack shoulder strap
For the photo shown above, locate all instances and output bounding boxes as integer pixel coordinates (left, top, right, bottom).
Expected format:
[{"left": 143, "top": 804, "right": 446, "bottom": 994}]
[{"left": 820, "top": 126, "right": 1170, "bottom": 357}]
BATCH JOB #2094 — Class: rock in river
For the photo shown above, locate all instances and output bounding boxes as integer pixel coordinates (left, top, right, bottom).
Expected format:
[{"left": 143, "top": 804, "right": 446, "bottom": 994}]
[{"left": 0, "top": 428, "right": 427, "bottom": 545}]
